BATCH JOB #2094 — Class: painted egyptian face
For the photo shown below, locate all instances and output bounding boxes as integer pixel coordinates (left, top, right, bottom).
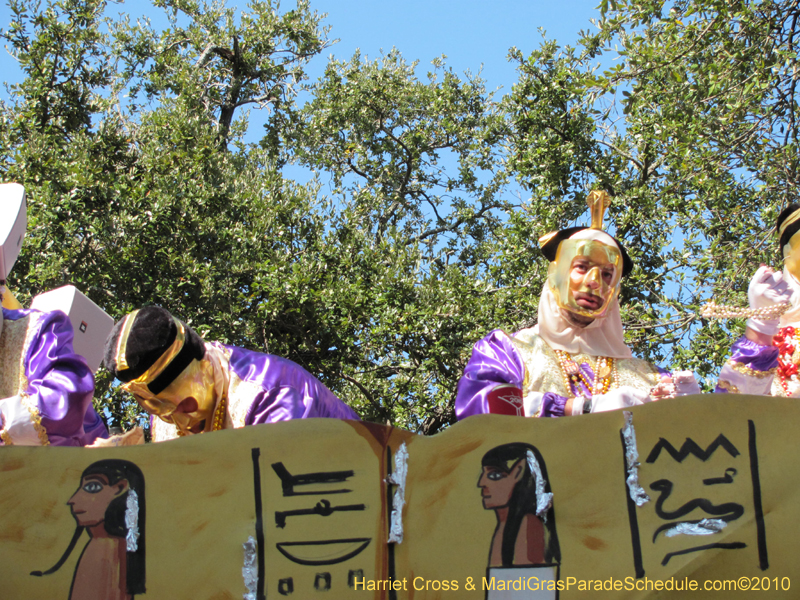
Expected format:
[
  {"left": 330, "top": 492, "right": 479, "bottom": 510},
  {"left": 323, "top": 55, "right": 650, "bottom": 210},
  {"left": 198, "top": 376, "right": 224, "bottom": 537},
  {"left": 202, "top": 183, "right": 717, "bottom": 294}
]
[
  {"left": 133, "top": 358, "right": 216, "bottom": 435},
  {"left": 68, "top": 474, "right": 127, "bottom": 528},
  {"left": 548, "top": 238, "right": 622, "bottom": 319},
  {"left": 477, "top": 461, "right": 523, "bottom": 510}
]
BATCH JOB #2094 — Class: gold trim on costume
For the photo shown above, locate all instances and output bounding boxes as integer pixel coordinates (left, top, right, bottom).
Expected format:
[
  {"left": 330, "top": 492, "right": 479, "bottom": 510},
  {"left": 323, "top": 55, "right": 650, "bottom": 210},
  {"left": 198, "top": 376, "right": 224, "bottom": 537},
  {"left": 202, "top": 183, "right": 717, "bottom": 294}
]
[
  {"left": 0, "top": 428, "right": 12, "bottom": 445},
  {"left": 587, "top": 190, "right": 612, "bottom": 230},
  {"left": 20, "top": 393, "right": 49, "bottom": 445},
  {"left": 538, "top": 231, "right": 559, "bottom": 247},
  {"left": 778, "top": 209, "right": 800, "bottom": 240},
  {"left": 509, "top": 328, "right": 660, "bottom": 399},
  {"left": 227, "top": 375, "right": 260, "bottom": 428},
  {"left": 0, "top": 314, "right": 28, "bottom": 399},
  {"left": 716, "top": 379, "right": 741, "bottom": 394},
  {"left": 1, "top": 287, "right": 22, "bottom": 310},
  {"left": 18, "top": 310, "right": 46, "bottom": 393},
  {"left": 115, "top": 309, "right": 140, "bottom": 370},
  {"left": 509, "top": 329, "right": 569, "bottom": 398},
  {"left": 725, "top": 359, "right": 776, "bottom": 378}
]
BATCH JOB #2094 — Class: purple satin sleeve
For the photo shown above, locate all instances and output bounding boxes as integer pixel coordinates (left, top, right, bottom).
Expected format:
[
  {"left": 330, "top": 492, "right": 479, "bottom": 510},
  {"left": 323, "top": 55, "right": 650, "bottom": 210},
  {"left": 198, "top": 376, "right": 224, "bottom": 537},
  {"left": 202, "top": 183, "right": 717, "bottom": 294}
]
[
  {"left": 540, "top": 392, "right": 569, "bottom": 417},
  {"left": 227, "top": 346, "right": 360, "bottom": 424},
  {"left": 728, "top": 336, "right": 779, "bottom": 370},
  {"left": 11, "top": 308, "right": 107, "bottom": 446},
  {"left": 455, "top": 330, "right": 525, "bottom": 420}
]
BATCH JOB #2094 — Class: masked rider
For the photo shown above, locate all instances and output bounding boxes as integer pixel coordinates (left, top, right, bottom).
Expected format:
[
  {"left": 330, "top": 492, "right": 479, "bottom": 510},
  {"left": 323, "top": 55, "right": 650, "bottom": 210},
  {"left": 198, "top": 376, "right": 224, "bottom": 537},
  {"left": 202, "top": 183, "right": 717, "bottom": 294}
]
[
  {"left": 104, "top": 306, "right": 359, "bottom": 441},
  {"left": 716, "top": 204, "right": 799, "bottom": 395},
  {"left": 456, "top": 191, "right": 700, "bottom": 420}
]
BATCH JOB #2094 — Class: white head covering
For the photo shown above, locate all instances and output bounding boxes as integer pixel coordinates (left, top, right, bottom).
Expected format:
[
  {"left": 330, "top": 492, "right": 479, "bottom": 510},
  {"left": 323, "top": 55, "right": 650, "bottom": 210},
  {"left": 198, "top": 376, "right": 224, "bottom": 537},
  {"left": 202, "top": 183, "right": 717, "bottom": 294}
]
[
  {"left": 537, "top": 286, "right": 632, "bottom": 358},
  {"left": 537, "top": 229, "right": 632, "bottom": 358},
  {"left": 0, "top": 183, "right": 26, "bottom": 284},
  {"left": 568, "top": 228, "right": 618, "bottom": 246}
]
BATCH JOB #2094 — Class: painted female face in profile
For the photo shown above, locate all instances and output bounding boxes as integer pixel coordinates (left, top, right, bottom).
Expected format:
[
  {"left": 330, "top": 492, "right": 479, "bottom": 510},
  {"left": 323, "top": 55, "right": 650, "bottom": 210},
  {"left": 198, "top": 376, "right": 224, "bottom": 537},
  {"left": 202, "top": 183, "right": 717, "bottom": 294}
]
[
  {"left": 477, "top": 461, "right": 523, "bottom": 510},
  {"left": 67, "top": 474, "right": 128, "bottom": 529}
]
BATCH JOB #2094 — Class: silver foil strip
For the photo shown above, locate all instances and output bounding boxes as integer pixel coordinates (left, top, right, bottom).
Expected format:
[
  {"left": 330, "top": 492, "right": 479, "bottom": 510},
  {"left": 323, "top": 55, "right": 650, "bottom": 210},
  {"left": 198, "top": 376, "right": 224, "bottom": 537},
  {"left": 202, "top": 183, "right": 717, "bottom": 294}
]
[
  {"left": 622, "top": 411, "right": 650, "bottom": 506},
  {"left": 665, "top": 518, "right": 727, "bottom": 538},
  {"left": 526, "top": 449, "right": 553, "bottom": 520},
  {"left": 387, "top": 442, "right": 408, "bottom": 544},
  {"left": 242, "top": 536, "right": 258, "bottom": 600},
  {"left": 125, "top": 489, "right": 140, "bottom": 552}
]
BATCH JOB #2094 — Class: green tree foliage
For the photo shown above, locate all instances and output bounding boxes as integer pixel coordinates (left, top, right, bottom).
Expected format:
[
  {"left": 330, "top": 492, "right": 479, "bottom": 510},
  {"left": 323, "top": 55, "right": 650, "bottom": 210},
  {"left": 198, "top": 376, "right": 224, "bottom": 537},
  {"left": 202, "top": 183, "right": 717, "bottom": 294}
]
[
  {"left": 504, "top": 0, "right": 800, "bottom": 379},
  {"left": 287, "top": 50, "right": 547, "bottom": 431},
  {"left": 0, "top": 0, "right": 337, "bottom": 428},
  {"left": 2, "top": 0, "right": 798, "bottom": 434},
  {"left": 1, "top": 0, "right": 533, "bottom": 433}
]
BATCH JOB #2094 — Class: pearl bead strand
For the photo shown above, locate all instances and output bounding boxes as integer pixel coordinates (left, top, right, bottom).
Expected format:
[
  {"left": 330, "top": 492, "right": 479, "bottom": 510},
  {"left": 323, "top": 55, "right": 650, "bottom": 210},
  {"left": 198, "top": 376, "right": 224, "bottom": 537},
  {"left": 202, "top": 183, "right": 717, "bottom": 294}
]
[{"left": 700, "top": 300, "right": 789, "bottom": 321}]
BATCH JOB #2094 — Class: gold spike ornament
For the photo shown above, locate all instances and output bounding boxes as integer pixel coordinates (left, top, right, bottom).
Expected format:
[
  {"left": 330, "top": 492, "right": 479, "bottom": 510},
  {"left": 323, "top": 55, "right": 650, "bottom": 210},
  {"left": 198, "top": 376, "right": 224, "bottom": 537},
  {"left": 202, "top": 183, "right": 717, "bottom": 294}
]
[{"left": 586, "top": 190, "right": 612, "bottom": 231}]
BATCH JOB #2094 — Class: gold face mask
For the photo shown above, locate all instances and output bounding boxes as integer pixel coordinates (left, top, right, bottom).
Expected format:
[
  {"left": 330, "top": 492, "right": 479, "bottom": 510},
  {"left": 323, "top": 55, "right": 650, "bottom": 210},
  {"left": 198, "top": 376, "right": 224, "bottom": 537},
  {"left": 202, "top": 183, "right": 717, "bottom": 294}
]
[
  {"left": 784, "top": 233, "right": 800, "bottom": 281},
  {"left": 125, "top": 358, "right": 217, "bottom": 435},
  {"left": 547, "top": 239, "right": 622, "bottom": 319}
]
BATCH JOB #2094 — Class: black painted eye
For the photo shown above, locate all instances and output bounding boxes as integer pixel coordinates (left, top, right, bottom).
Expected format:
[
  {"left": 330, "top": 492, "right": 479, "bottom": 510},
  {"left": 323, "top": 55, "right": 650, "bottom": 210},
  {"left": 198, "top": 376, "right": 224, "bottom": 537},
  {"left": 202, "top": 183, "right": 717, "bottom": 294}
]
[
  {"left": 487, "top": 471, "right": 505, "bottom": 481},
  {"left": 83, "top": 481, "right": 103, "bottom": 493}
]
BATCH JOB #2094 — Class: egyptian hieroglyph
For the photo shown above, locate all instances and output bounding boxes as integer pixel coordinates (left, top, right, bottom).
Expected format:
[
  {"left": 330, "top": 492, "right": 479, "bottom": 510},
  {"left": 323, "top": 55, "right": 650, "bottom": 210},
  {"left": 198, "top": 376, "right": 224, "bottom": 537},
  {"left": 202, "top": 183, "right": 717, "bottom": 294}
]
[{"left": 2, "top": 395, "right": 798, "bottom": 599}]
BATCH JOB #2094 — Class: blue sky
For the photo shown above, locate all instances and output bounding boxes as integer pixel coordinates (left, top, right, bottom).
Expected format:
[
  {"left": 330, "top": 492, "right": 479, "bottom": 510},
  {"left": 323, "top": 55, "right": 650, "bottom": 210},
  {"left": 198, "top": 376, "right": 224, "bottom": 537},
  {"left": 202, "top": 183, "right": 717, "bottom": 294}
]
[
  {"left": 0, "top": 1, "right": 716, "bottom": 374},
  {"left": 1, "top": 0, "right": 603, "bottom": 99},
  {"left": 302, "top": 0, "right": 602, "bottom": 93}
]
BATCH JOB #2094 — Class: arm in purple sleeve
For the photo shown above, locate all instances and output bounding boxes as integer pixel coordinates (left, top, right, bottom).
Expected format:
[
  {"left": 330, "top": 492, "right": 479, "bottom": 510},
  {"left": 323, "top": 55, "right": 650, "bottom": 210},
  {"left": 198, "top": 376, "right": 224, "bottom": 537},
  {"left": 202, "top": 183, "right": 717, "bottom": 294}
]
[
  {"left": 455, "top": 330, "right": 527, "bottom": 419},
  {"left": 244, "top": 384, "right": 360, "bottom": 425},
  {"left": 715, "top": 336, "right": 778, "bottom": 395},
  {"left": 1, "top": 310, "right": 107, "bottom": 446},
  {"left": 246, "top": 386, "right": 308, "bottom": 424},
  {"left": 229, "top": 346, "right": 360, "bottom": 424}
]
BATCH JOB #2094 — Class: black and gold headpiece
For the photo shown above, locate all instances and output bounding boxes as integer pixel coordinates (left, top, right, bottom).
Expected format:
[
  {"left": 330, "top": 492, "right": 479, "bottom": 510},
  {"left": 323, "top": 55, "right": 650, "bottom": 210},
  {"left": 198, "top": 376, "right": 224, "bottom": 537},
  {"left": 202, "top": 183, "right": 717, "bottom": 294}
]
[
  {"left": 777, "top": 203, "right": 800, "bottom": 252},
  {"left": 103, "top": 306, "right": 205, "bottom": 395}
]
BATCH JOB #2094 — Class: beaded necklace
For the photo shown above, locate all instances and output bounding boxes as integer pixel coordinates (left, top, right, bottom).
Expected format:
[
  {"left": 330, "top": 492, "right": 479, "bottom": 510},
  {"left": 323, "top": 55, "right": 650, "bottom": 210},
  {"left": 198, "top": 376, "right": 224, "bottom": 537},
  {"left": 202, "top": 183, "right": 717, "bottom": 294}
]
[
  {"left": 211, "top": 392, "right": 228, "bottom": 431},
  {"left": 773, "top": 326, "right": 799, "bottom": 395},
  {"left": 554, "top": 350, "right": 618, "bottom": 398},
  {"left": 701, "top": 301, "right": 789, "bottom": 321}
]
